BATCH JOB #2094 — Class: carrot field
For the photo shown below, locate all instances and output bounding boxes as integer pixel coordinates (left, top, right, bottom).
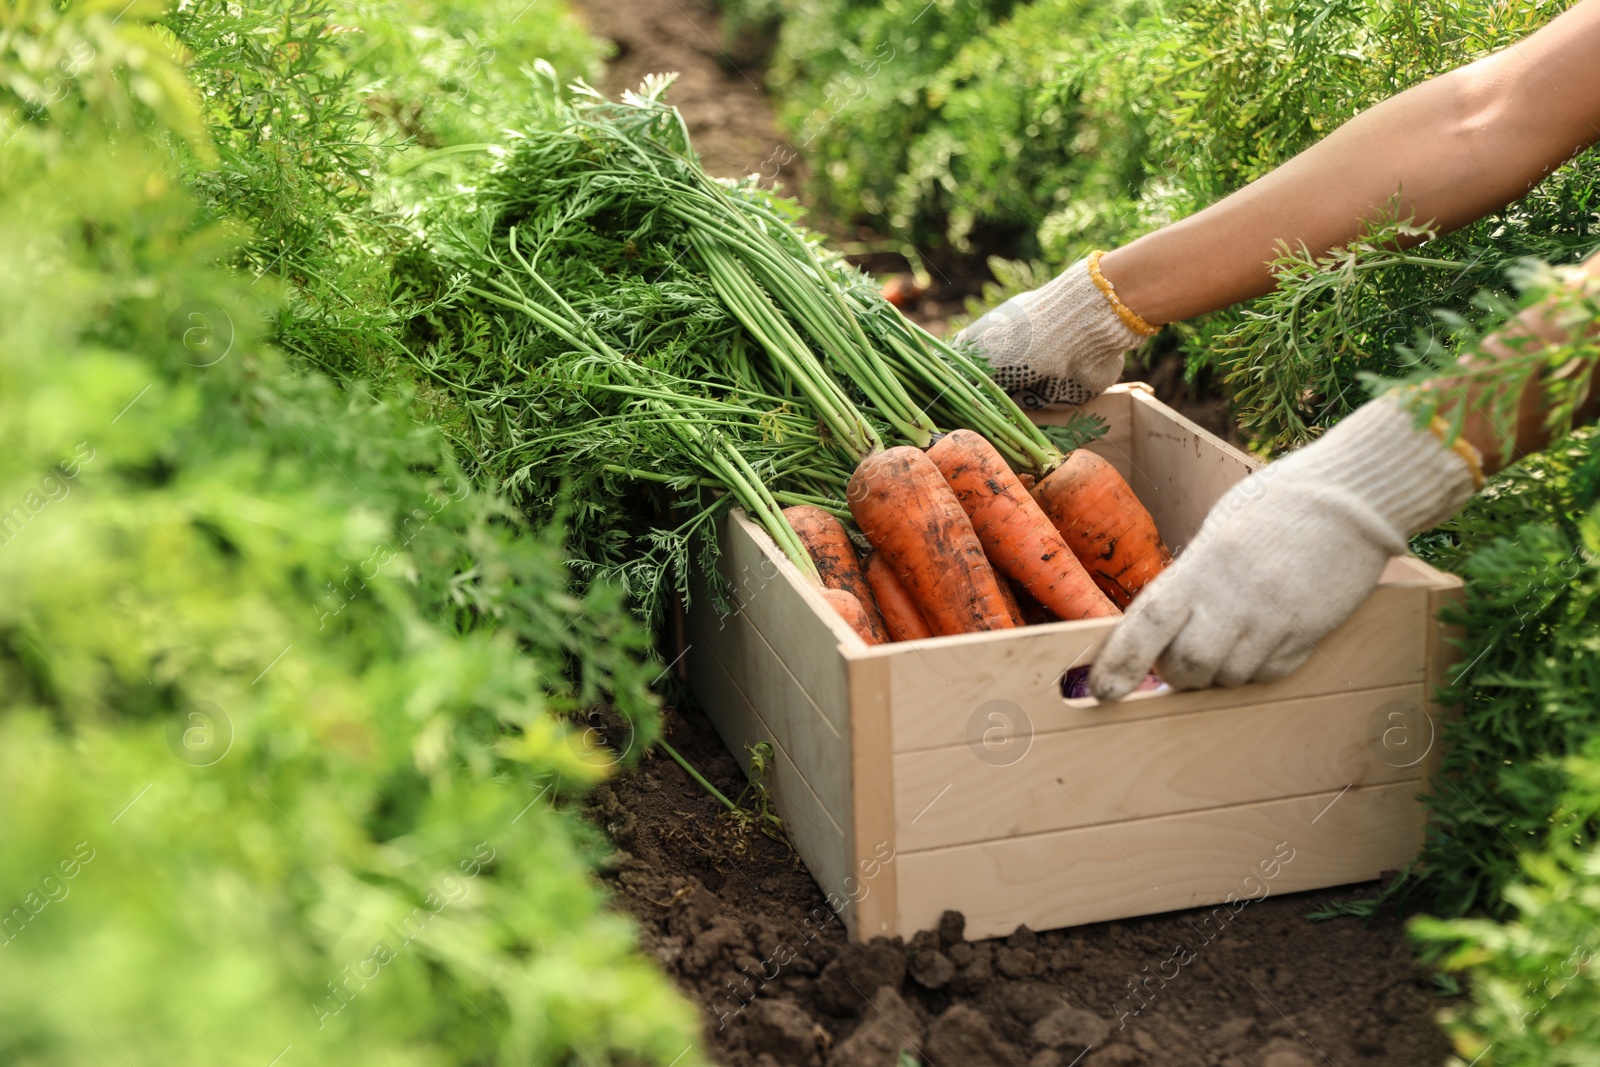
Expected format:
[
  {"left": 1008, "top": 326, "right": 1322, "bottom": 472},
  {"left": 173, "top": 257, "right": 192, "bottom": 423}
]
[{"left": 2, "top": 1, "right": 1597, "bottom": 1065}]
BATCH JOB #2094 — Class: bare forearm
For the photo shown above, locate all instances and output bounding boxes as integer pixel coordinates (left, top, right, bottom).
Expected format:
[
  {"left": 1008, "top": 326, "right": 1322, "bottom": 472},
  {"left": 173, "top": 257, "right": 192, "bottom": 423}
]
[{"left": 1100, "top": 0, "right": 1600, "bottom": 326}]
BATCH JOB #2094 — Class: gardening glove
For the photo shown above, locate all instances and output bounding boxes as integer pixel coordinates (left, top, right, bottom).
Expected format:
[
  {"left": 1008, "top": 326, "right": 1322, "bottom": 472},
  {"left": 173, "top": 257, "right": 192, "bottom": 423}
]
[
  {"left": 1089, "top": 394, "right": 1483, "bottom": 701},
  {"left": 956, "top": 251, "right": 1159, "bottom": 407}
]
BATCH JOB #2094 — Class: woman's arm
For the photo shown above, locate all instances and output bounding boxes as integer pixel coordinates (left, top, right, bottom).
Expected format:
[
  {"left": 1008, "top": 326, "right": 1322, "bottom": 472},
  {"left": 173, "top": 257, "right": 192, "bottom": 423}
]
[{"left": 1101, "top": 0, "right": 1600, "bottom": 327}]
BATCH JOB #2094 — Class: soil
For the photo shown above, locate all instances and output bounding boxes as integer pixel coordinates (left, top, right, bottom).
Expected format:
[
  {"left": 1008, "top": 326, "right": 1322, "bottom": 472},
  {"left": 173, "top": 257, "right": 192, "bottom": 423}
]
[
  {"left": 576, "top": 0, "right": 805, "bottom": 196},
  {"left": 591, "top": 701, "right": 1454, "bottom": 1067},
  {"left": 570, "top": 1, "right": 1455, "bottom": 1063}
]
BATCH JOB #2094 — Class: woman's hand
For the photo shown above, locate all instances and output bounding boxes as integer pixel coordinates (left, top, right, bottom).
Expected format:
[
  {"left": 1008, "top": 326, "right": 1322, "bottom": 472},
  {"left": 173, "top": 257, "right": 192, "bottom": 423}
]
[
  {"left": 955, "top": 253, "right": 1157, "bottom": 407},
  {"left": 1089, "top": 395, "right": 1480, "bottom": 701}
]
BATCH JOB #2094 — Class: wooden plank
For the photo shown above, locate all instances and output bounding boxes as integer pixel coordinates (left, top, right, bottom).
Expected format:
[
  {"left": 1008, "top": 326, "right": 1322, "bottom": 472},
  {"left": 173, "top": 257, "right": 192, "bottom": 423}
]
[
  {"left": 1127, "top": 389, "right": 1258, "bottom": 551},
  {"left": 716, "top": 509, "right": 857, "bottom": 736},
  {"left": 684, "top": 628, "right": 857, "bottom": 927},
  {"left": 882, "top": 581, "right": 1434, "bottom": 753},
  {"left": 895, "top": 780, "right": 1426, "bottom": 941},
  {"left": 1381, "top": 555, "right": 1451, "bottom": 586},
  {"left": 894, "top": 683, "right": 1427, "bottom": 851},
  {"left": 846, "top": 655, "right": 898, "bottom": 940},
  {"left": 689, "top": 570, "right": 848, "bottom": 819}
]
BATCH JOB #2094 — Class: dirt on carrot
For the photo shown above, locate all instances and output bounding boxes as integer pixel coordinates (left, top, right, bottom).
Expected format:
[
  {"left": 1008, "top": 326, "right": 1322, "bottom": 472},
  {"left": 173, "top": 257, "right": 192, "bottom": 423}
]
[
  {"left": 928, "top": 430, "right": 1120, "bottom": 622},
  {"left": 1032, "top": 449, "right": 1172, "bottom": 608},
  {"left": 862, "top": 552, "right": 934, "bottom": 641},
  {"left": 818, "top": 587, "right": 882, "bottom": 645},
  {"left": 847, "top": 446, "right": 1016, "bottom": 636},
  {"left": 784, "top": 505, "right": 889, "bottom": 643}
]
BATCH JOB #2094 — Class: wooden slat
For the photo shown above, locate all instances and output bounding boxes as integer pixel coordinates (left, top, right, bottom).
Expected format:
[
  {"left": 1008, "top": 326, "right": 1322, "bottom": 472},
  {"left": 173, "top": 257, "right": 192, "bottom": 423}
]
[
  {"left": 684, "top": 381, "right": 1459, "bottom": 944},
  {"left": 683, "top": 624, "right": 856, "bottom": 925},
  {"left": 882, "top": 581, "right": 1434, "bottom": 753},
  {"left": 717, "top": 509, "right": 858, "bottom": 736},
  {"left": 1382, "top": 555, "right": 1450, "bottom": 586},
  {"left": 1127, "top": 389, "right": 1258, "bottom": 551},
  {"left": 896, "top": 780, "right": 1426, "bottom": 941},
  {"left": 1032, "top": 385, "right": 1135, "bottom": 480},
  {"left": 894, "top": 683, "right": 1427, "bottom": 851},
  {"left": 689, "top": 571, "right": 847, "bottom": 818},
  {"left": 1422, "top": 577, "right": 1467, "bottom": 794},
  {"left": 847, "top": 655, "right": 898, "bottom": 940}
]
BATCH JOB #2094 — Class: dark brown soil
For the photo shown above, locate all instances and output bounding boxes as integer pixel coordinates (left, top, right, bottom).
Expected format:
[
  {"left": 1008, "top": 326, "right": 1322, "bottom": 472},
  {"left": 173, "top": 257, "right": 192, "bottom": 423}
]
[
  {"left": 570, "top": 1, "right": 1454, "bottom": 1063},
  {"left": 575, "top": 0, "right": 805, "bottom": 196},
  {"left": 593, "top": 701, "right": 1454, "bottom": 1067}
]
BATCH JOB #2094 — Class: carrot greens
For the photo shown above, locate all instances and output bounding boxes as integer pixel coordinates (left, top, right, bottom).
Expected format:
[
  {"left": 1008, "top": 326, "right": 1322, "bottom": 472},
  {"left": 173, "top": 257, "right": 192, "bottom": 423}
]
[{"left": 403, "top": 76, "right": 1084, "bottom": 625}]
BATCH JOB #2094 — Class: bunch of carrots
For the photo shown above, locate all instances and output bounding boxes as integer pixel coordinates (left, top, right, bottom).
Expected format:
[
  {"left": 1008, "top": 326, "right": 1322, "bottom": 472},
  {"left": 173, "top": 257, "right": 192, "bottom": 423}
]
[
  {"left": 786, "top": 430, "right": 1173, "bottom": 644},
  {"left": 422, "top": 85, "right": 1123, "bottom": 631}
]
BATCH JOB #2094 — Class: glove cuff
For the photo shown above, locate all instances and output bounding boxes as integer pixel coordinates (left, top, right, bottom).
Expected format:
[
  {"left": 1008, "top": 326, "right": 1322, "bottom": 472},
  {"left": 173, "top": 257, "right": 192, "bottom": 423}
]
[
  {"left": 1011, "top": 257, "right": 1153, "bottom": 403},
  {"left": 1086, "top": 250, "right": 1162, "bottom": 338},
  {"left": 1026, "top": 255, "right": 1154, "bottom": 361},
  {"left": 1296, "top": 394, "right": 1479, "bottom": 537},
  {"left": 957, "top": 255, "right": 1160, "bottom": 405}
]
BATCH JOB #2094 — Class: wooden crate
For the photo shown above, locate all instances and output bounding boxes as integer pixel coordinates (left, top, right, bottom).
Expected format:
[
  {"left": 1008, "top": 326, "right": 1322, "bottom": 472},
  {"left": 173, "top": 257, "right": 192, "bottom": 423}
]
[{"left": 684, "top": 384, "right": 1462, "bottom": 942}]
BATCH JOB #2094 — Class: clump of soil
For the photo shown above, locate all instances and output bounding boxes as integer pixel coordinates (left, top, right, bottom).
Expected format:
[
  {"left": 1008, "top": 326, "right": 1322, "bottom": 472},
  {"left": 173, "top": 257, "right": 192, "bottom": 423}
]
[{"left": 592, "top": 701, "right": 1453, "bottom": 1067}]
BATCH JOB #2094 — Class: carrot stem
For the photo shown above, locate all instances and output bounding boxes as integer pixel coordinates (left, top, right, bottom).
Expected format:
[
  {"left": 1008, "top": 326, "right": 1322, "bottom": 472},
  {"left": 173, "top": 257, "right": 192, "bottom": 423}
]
[{"left": 658, "top": 739, "right": 739, "bottom": 812}]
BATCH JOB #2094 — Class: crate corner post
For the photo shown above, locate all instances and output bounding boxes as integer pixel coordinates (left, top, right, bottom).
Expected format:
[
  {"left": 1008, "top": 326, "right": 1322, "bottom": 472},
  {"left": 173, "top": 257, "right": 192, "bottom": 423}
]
[{"left": 844, "top": 651, "right": 898, "bottom": 941}]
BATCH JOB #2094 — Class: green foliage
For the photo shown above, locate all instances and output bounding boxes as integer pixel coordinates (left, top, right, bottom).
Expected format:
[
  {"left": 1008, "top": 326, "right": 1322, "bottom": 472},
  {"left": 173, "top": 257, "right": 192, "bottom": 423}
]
[
  {"left": 747, "top": 0, "right": 1599, "bottom": 444},
  {"left": 1413, "top": 737, "right": 1600, "bottom": 1064},
  {"left": 341, "top": 0, "right": 603, "bottom": 149},
  {"left": 165, "top": 0, "right": 602, "bottom": 391},
  {"left": 1038, "top": 0, "right": 1597, "bottom": 445},
  {"left": 738, "top": 0, "right": 1020, "bottom": 241},
  {"left": 0, "top": 2, "right": 705, "bottom": 1063},
  {"left": 1407, "top": 432, "right": 1600, "bottom": 919},
  {"left": 1369, "top": 260, "right": 1600, "bottom": 466},
  {"left": 887, "top": 0, "right": 1119, "bottom": 252},
  {"left": 399, "top": 77, "right": 1076, "bottom": 626}
]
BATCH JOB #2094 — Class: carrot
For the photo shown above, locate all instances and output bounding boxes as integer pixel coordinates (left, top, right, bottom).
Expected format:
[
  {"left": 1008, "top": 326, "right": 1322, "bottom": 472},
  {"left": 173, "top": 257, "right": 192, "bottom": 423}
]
[
  {"left": 1031, "top": 449, "right": 1172, "bottom": 608},
  {"left": 783, "top": 505, "right": 889, "bottom": 643},
  {"left": 993, "top": 570, "right": 1026, "bottom": 627},
  {"left": 927, "top": 430, "right": 1120, "bottom": 621},
  {"left": 819, "top": 588, "right": 881, "bottom": 645},
  {"left": 880, "top": 274, "right": 926, "bottom": 309},
  {"left": 847, "top": 446, "right": 1017, "bottom": 635},
  {"left": 864, "top": 551, "right": 934, "bottom": 641}
]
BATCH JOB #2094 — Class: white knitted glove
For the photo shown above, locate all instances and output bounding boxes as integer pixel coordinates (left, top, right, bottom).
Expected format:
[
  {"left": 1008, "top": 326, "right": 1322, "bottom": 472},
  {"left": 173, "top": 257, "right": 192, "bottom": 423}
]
[
  {"left": 956, "top": 254, "right": 1156, "bottom": 407},
  {"left": 1090, "top": 395, "right": 1482, "bottom": 701}
]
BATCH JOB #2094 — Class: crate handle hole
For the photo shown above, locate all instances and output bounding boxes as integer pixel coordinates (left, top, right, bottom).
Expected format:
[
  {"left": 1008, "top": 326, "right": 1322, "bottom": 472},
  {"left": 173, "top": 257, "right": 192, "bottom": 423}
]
[{"left": 1059, "top": 665, "right": 1171, "bottom": 709}]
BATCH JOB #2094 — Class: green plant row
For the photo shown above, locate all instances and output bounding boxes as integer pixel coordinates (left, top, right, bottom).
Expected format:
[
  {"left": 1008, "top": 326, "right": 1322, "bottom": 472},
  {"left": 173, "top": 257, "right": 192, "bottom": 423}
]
[{"left": 0, "top": 2, "right": 707, "bottom": 1063}]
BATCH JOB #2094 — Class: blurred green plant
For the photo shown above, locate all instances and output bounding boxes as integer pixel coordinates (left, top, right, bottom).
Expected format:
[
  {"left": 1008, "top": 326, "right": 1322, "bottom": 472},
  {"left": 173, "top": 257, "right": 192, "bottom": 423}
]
[
  {"left": 1402, "top": 429, "right": 1600, "bottom": 920},
  {"left": 0, "top": 2, "right": 704, "bottom": 1063},
  {"left": 726, "top": 0, "right": 1020, "bottom": 240},
  {"left": 1414, "top": 729, "right": 1600, "bottom": 1065}
]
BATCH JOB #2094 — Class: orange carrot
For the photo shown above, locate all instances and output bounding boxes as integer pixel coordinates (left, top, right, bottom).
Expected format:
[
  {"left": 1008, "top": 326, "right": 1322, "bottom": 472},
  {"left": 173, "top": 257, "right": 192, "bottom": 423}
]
[
  {"left": 927, "top": 430, "right": 1120, "bottom": 621},
  {"left": 847, "top": 446, "right": 1016, "bottom": 636},
  {"left": 864, "top": 551, "right": 934, "bottom": 641},
  {"left": 783, "top": 505, "right": 889, "bottom": 643},
  {"left": 1031, "top": 449, "right": 1172, "bottom": 608},
  {"left": 819, "top": 588, "right": 881, "bottom": 645}
]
